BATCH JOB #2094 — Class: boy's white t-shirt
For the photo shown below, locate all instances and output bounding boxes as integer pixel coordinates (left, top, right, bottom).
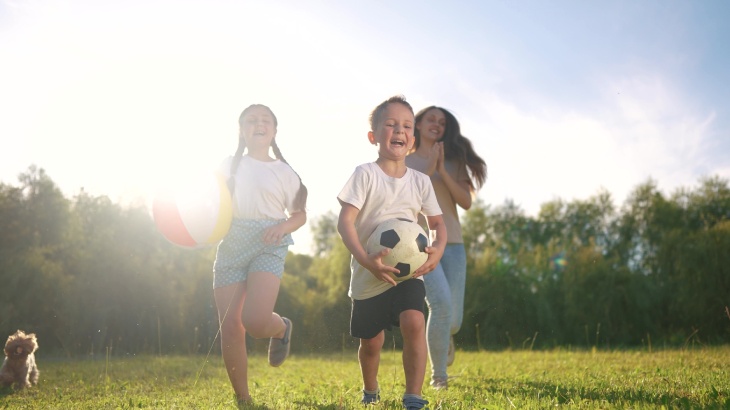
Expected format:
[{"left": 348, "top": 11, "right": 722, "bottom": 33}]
[
  {"left": 220, "top": 155, "right": 302, "bottom": 220},
  {"left": 337, "top": 162, "right": 442, "bottom": 300}
]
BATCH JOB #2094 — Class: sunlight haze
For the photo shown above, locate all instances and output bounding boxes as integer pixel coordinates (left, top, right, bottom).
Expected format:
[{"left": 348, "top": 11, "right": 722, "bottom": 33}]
[{"left": 2, "top": 0, "right": 729, "bottom": 255}]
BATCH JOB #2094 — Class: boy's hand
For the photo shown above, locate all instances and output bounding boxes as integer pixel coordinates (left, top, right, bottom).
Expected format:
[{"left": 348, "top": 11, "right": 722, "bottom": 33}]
[
  {"left": 411, "top": 245, "right": 444, "bottom": 278},
  {"left": 364, "top": 248, "right": 399, "bottom": 286}
]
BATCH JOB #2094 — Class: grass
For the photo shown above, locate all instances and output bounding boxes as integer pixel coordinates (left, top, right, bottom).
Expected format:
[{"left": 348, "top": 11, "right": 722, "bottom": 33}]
[{"left": 1, "top": 346, "right": 728, "bottom": 409}]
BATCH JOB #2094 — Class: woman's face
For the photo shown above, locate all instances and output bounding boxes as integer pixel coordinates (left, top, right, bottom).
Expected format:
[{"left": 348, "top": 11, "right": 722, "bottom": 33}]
[
  {"left": 416, "top": 108, "right": 446, "bottom": 143},
  {"left": 240, "top": 106, "right": 277, "bottom": 150}
]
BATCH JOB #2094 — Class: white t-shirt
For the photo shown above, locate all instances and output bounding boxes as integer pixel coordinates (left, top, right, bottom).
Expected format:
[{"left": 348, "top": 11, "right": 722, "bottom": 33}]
[
  {"left": 220, "top": 155, "right": 303, "bottom": 220},
  {"left": 337, "top": 162, "right": 442, "bottom": 300}
]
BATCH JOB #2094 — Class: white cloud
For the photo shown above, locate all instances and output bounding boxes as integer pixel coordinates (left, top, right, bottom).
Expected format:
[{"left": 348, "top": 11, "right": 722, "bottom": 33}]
[{"left": 448, "top": 70, "right": 723, "bottom": 218}]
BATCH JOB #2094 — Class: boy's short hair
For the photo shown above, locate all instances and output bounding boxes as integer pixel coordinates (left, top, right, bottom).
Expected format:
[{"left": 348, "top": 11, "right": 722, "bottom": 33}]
[{"left": 369, "top": 95, "right": 414, "bottom": 130}]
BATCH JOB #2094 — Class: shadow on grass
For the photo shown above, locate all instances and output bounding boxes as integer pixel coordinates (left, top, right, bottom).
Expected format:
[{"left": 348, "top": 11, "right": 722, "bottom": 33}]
[
  {"left": 467, "top": 377, "right": 729, "bottom": 409},
  {"left": 237, "top": 401, "right": 275, "bottom": 410},
  {"left": 291, "top": 398, "right": 402, "bottom": 409}
]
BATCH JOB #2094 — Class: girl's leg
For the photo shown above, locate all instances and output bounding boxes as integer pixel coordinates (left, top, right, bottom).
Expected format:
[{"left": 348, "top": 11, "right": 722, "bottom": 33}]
[
  {"left": 441, "top": 245, "right": 467, "bottom": 335},
  {"left": 358, "top": 331, "right": 384, "bottom": 392},
  {"left": 214, "top": 282, "right": 250, "bottom": 402},
  {"left": 400, "top": 309, "right": 427, "bottom": 395},
  {"left": 423, "top": 263, "right": 452, "bottom": 382},
  {"left": 241, "top": 271, "right": 286, "bottom": 339}
]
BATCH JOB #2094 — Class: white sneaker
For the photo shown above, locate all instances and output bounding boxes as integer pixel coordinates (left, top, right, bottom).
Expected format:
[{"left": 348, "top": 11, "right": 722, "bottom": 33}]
[{"left": 431, "top": 377, "right": 448, "bottom": 390}]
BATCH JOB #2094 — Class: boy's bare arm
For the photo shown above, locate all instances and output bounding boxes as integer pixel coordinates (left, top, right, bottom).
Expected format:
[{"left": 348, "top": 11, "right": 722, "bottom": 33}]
[{"left": 412, "top": 214, "right": 447, "bottom": 278}]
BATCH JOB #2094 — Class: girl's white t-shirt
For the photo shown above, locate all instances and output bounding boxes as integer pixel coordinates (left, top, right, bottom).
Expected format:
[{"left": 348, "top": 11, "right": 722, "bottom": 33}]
[
  {"left": 220, "top": 155, "right": 302, "bottom": 220},
  {"left": 337, "top": 162, "right": 442, "bottom": 300}
]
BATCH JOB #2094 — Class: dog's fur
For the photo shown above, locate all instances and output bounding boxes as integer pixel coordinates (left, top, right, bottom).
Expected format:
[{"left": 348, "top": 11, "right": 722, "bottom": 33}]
[{"left": 0, "top": 330, "right": 39, "bottom": 389}]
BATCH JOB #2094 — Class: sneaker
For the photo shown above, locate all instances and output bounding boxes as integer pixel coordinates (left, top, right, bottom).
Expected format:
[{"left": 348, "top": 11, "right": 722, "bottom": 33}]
[
  {"left": 447, "top": 336, "right": 455, "bottom": 367},
  {"left": 268, "top": 317, "right": 292, "bottom": 367},
  {"left": 361, "top": 390, "right": 380, "bottom": 405},
  {"left": 402, "top": 396, "right": 429, "bottom": 410},
  {"left": 430, "top": 377, "right": 448, "bottom": 390}
]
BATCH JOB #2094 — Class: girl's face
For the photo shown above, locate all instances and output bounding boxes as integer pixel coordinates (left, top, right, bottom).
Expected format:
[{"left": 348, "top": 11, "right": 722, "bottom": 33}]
[
  {"left": 416, "top": 108, "right": 446, "bottom": 143},
  {"left": 368, "top": 102, "right": 415, "bottom": 161},
  {"left": 240, "top": 106, "right": 277, "bottom": 152}
]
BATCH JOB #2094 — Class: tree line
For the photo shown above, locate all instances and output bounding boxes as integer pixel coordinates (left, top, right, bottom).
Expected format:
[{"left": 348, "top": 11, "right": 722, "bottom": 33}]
[{"left": 0, "top": 166, "right": 728, "bottom": 357}]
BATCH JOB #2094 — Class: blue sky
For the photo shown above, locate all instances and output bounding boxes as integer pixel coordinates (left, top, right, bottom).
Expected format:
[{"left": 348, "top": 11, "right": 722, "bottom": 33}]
[{"left": 1, "top": 0, "right": 728, "bottom": 254}]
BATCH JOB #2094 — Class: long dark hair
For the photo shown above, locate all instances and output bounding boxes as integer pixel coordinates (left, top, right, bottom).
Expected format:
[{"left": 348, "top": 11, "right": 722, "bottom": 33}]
[
  {"left": 414, "top": 106, "right": 487, "bottom": 190},
  {"left": 229, "top": 104, "right": 308, "bottom": 212}
]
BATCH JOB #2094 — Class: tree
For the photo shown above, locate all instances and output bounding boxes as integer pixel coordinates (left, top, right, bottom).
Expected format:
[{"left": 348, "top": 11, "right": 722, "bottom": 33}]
[{"left": 309, "top": 210, "right": 339, "bottom": 257}]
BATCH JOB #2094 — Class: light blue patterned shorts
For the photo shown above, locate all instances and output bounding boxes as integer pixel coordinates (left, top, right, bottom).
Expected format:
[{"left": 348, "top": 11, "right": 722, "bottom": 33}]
[{"left": 213, "top": 219, "right": 293, "bottom": 289}]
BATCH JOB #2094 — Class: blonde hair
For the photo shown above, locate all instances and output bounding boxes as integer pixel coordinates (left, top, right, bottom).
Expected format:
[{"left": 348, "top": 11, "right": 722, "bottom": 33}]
[{"left": 369, "top": 95, "right": 414, "bottom": 130}]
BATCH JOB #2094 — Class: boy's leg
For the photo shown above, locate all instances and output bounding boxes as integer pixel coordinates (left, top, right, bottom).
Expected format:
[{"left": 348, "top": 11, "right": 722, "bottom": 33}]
[
  {"left": 214, "top": 282, "right": 250, "bottom": 402},
  {"left": 400, "top": 309, "right": 427, "bottom": 395},
  {"left": 359, "top": 331, "right": 385, "bottom": 392},
  {"left": 352, "top": 292, "right": 393, "bottom": 397}
]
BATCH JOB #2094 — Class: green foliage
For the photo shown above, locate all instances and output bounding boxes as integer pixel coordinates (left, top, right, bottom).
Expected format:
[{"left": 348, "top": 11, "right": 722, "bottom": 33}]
[
  {"left": 459, "top": 176, "right": 730, "bottom": 348},
  {"left": 0, "top": 165, "right": 729, "bottom": 356},
  {"left": 1, "top": 349, "right": 728, "bottom": 409}
]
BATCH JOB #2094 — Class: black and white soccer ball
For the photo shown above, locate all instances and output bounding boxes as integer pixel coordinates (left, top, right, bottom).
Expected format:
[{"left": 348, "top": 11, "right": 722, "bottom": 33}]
[{"left": 366, "top": 218, "right": 429, "bottom": 282}]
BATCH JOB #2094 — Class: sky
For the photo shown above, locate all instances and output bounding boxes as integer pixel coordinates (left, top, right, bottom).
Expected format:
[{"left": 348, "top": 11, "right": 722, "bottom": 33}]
[{"left": 1, "top": 0, "right": 729, "bottom": 255}]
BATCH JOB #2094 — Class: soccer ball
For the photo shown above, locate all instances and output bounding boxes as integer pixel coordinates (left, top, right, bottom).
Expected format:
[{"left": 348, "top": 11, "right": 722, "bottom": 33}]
[{"left": 366, "top": 218, "right": 429, "bottom": 282}]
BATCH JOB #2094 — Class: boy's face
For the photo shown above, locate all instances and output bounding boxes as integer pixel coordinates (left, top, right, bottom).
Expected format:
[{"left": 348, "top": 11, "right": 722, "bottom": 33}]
[{"left": 368, "top": 102, "right": 415, "bottom": 161}]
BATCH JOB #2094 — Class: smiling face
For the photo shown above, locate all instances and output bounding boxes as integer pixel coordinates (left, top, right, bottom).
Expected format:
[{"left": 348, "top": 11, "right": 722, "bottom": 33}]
[
  {"left": 368, "top": 102, "right": 415, "bottom": 161},
  {"left": 416, "top": 107, "right": 446, "bottom": 144},
  {"left": 239, "top": 105, "right": 277, "bottom": 158}
]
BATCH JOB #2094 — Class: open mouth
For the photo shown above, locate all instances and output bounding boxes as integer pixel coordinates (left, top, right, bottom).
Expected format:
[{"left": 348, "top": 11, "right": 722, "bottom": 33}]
[{"left": 390, "top": 138, "right": 406, "bottom": 147}]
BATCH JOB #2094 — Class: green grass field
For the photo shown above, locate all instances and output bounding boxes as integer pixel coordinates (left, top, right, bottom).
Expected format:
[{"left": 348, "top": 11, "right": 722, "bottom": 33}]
[{"left": 1, "top": 347, "right": 728, "bottom": 409}]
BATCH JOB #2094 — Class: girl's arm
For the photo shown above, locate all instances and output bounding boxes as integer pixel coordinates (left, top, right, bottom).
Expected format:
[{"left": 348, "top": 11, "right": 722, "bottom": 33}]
[
  {"left": 262, "top": 210, "right": 306, "bottom": 245},
  {"left": 338, "top": 202, "right": 398, "bottom": 286}
]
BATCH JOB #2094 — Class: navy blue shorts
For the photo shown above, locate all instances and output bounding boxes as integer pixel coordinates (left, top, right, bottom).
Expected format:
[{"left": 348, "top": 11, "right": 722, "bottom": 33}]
[{"left": 350, "top": 279, "right": 425, "bottom": 339}]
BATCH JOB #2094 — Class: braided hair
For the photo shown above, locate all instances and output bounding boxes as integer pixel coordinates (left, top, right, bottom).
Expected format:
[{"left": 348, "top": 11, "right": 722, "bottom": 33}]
[{"left": 229, "top": 104, "right": 308, "bottom": 212}]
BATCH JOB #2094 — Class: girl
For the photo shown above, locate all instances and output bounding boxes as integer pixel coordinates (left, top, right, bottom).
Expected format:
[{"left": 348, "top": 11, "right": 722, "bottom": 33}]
[
  {"left": 405, "top": 106, "right": 486, "bottom": 390},
  {"left": 213, "top": 104, "right": 307, "bottom": 405}
]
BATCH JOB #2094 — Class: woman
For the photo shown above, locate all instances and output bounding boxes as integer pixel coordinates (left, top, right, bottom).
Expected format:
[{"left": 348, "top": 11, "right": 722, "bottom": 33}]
[{"left": 405, "top": 105, "right": 486, "bottom": 390}]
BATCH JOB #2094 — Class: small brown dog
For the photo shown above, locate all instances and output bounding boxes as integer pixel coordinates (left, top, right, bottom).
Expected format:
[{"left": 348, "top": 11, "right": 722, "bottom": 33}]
[{"left": 0, "top": 330, "right": 39, "bottom": 389}]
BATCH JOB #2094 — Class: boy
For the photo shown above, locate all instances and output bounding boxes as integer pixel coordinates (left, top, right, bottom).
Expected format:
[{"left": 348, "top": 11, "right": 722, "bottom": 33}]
[{"left": 337, "top": 95, "right": 447, "bottom": 410}]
